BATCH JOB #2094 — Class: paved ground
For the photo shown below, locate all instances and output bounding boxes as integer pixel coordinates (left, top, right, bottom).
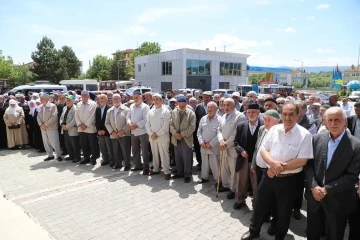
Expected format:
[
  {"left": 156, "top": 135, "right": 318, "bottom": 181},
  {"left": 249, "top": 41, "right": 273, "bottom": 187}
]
[{"left": 0, "top": 149, "right": 313, "bottom": 240}]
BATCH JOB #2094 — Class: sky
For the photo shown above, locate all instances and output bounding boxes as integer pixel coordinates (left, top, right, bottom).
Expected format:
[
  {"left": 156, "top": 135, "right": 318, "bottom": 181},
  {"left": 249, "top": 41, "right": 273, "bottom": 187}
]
[{"left": 1, "top": 0, "right": 360, "bottom": 72}]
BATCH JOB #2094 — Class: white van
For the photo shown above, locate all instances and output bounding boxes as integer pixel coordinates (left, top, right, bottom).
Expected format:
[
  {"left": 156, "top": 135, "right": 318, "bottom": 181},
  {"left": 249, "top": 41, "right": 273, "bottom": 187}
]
[
  {"left": 59, "top": 79, "right": 99, "bottom": 91},
  {"left": 8, "top": 85, "right": 67, "bottom": 96},
  {"left": 124, "top": 86, "right": 152, "bottom": 95}
]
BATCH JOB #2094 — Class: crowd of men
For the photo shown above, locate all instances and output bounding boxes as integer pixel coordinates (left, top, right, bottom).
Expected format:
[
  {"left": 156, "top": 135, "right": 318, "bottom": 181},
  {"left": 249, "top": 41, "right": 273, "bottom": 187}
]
[{"left": 0, "top": 88, "right": 360, "bottom": 240}]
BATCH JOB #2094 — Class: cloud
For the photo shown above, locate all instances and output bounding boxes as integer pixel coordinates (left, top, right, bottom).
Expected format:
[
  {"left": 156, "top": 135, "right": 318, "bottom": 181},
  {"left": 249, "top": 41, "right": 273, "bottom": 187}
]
[
  {"left": 163, "top": 34, "right": 273, "bottom": 52},
  {"left": 149, "top": 32, "right": 156, "bottom": 37},
  {"left": 137, "top": 4, "right": 227, "bottom": 23},
  {"left": 276, "top": 27, "right": 296, "bottom": 33},
  {"left": 316, "top": 48, "right": 336, "bottom": 53},
  {"left": 315, "top": 4, "right": 329, "bottom": 10},
  {"left": 307, "top": 16, "right": 315, "bottom": 20}
]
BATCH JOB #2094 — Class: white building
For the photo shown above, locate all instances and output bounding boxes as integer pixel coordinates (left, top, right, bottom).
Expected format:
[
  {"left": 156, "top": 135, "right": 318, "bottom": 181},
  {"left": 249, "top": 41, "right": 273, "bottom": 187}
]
[{"left": 134, "top": 48, "right": 250, "bottom": 92}]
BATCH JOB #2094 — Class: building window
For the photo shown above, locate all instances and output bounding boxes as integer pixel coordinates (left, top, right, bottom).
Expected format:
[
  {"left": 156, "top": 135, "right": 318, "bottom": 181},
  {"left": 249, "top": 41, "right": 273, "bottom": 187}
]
[
  {"left": 138, "top": 64, "right": 141, "bottom": 72},
  {"left": 220, "top": 62, "right": 242, "bottom": 76},
  {"left": 162, "top": 61, "right": 172, "bottom": 75},
  {"left": 219, "top": 82, "right": 230, "bottom": 89},
  {"left": 186, "top": 60, "right": 211, "bottom": 75}
]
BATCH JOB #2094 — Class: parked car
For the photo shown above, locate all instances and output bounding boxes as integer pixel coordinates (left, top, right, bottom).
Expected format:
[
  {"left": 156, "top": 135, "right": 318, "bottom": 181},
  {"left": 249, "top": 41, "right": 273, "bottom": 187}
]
[{"left": 349, "top": 91, "right": 360, "bottom": 102}]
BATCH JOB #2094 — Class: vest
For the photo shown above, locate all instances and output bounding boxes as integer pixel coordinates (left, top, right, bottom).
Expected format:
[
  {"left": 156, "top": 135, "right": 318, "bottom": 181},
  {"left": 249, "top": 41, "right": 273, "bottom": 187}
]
[{"left": 246, "top": 124, "right": 259, "bottom": 162}]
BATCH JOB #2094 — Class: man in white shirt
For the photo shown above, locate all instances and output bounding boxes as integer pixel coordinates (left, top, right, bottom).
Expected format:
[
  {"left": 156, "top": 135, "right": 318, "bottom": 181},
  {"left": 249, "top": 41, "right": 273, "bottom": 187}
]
[
  {"left": 75, "top": 90, "right": 98, "bottom": 165},
  {"left": 145, "top": 93, "right": 172, "bottom": 180},
  {"left": 126, "top": 90, "right": 150, "bottom": 175},
  {"left": 241, "top": 103, "right": 313, "bottom": 240},
  {"left": 341, "top": 97, "right": 352, "bottom": 117}
]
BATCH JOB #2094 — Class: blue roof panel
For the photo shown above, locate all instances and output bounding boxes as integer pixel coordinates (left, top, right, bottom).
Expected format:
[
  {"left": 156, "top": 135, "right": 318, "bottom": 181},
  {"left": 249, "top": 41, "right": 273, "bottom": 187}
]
[{"left": 247, "top": 66, "right": 292, "bottom": 73}]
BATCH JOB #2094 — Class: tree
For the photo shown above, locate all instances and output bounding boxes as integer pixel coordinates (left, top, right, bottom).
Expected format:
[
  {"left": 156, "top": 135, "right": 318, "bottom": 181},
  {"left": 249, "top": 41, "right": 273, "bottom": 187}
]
[
  {"left": 0, "top": 50, "right": 13, "bottom": 79},
  {"left": 11, "top": 65, "right": 35, "bottom": 85},
  {"left": 131, "top": 41, "right": 161, "bottom": 66},
  {"left": 249, "top": 74, "right": 266, "bottom": 84},
  {"left": 86, "top": 55, "right": 112, "bottom": 80},
  {"left": 31, "top": 36, "right": 59, "bottom": 82},
  {"left": 110, "top": 51, "right": 131, "bottom": 80},
  {"left": 293, "top": 82, "right": 301, "bottom": 89},
  {"left": 57, "top": 46, "right": 81, "bottom": 79}
]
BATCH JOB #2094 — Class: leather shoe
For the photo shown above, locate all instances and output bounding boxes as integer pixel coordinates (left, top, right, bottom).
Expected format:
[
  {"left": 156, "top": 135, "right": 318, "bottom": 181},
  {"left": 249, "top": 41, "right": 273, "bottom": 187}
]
[
  {"left": 149, "top": 171, "right": 160, "bottom": 176},
  {"left": 109, "top": 162, "right": 115, "bottom": 168},
  {"left": 44, "top": 156, "right": 55, "bottom": 161},
  {"left": 172, "top": 174, "right": 184, "bottom": 179},
  {"left": 65, "top": 157, "right": 73, "bottom": 161},
  {"left": 72, "top": 159, "right": 80, "bottom": 163},
  {"left": 241, "top": 231, "right": 259, "bottom": 240},
  {"left": 57, "top": 157, "right": 63, "bottom": 162},
  {"left": 267, "top": 224, "right": 275, "bottom": 236},
  {"left": 80, "top": 159, "right": 90, "bottom": 164},
  {"left": 113, "top": 164, "right": 121, "bottom": 169},
  {"left": 197, "top": 178, "right": 209, "bottom": 183},
  {"left": 131, "top": 167, "right": 143, "bottom": 172},
  {"left": 164, "top": 174, "right": 171, "bottom": 180},
  {"left": 101, "top": 161, "right": 109, "bottom": 166},
  {"left": 143, "top": 169, "right": 150, "bottom": 175},
  {"left": 184, "top": 177, "right": 191, "bottom": 183},
  {"left": 293, "top": 209, "right": 302, "bottom": 220},
  {"left": 218, "top": 186, "right": 230, "bottom": 192},
  {"left": 233, "top": 202, "right": 245, "bottom": 210},
  {"left": 123, "top": 166, "right": 131, "bottom": 171},
  {"left": 226, "top": 191, "right": 235, "bottom": 199}
]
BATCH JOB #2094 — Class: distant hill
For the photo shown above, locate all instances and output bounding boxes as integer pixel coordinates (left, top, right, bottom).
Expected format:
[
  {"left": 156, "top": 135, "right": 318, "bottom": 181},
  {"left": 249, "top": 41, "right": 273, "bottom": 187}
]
[{"left": 278, "top": 66, "right": 349, "bottom": 73}]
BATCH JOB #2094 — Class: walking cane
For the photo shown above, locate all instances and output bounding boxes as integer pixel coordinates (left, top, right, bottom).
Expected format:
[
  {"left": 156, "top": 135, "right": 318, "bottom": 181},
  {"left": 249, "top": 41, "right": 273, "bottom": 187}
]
[{"left": 216, "top": 150, "right": 224, "bottom": 198}]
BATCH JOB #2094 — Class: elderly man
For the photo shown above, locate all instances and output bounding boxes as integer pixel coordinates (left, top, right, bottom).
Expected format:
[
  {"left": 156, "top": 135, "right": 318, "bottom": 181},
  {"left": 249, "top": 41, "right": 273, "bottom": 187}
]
[
  {"left": 95, "top": 94, "right": 114, "bottom": 167},
  {"left": 276, "top": 97, "right": 286, "bottom": 112},
  {"left": 56, "top": 93, "right": 67, "bottom": 155},
  {"left": 263, "top": 98, "right": 278, "bottom": 111},
  {"left": 145, "top": 93, "right": 172, "bottom": 179},
  {"left": 217, "top": 97, "right": 225, "bottom": 116},
  {"left": 126, "top": 90, "right": 150, "bottom": 174},
  {"left": 170, "top": 95, "right": 196, "bottom": 183},
  {"left": 194, "top": 90, "right": 200, "bottom": 101},
  {"left": 233, "top": 103, "right": 263, "bottom": 210},
  {"left": 197, "top": 101, "right": 221, "bottom": 183},
  {"left": 144, "top": 92, "right": 154, "bottom": 109},
  {"left": 329, "top": 94, "right": 340, "bottom": 107},
  {"left": 341, "top": 97, "right": 352, "bottom": 117},
  {"left": 218, "top": 98, "right": 244, "bottom": 198},
  {"left": 250, "top": 110, "right": 280, "bottom": 202},
  {"left": 107, "top": 91, "right": 113, "bottom": 106},
  {"left": 194, "top": 91, "right": 213, "bottom": 171},
  {"left": 305, "top": 107, "right": 360, "bottom": 240},
  {"left": 188, "top": 97, "right": 197, "bottom": 110},
  {"left": 213, "top": 93, "right": 220, "bottom": 106},
  {"left": 105, "top": 94, "right": 131, "bottom": 170},
  {"left": 59, "top": 95, "right": 80, "bottom": 162},
  {"left": 231, "top": 92, "right": 242, "bottom": 111},
  {"left": 241, "top": 103, "right": 313, "bottom": 240},
  {"left": 37, "top": 93, "right": 62, "bottom": 161},
  {"left": 75, "top": 90, "right": 98, "bottom": 165},
  {"left": 306, "top": 94, "right": 318, "bottom": 116}
]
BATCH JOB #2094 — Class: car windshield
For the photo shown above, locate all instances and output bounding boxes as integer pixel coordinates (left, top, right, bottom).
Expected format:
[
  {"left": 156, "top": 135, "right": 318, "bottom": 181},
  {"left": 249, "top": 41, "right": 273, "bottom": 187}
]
[{"left": 351, "top": 92, "right": 360, "bottom": 96}]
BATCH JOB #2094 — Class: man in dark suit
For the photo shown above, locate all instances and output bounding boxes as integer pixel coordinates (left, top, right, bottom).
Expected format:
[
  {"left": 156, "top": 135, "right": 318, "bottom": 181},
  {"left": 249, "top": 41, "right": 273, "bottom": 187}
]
[
  {"left": 95, "top": 94, "right": 114, "bottom": 167},
  {"left": 194, "top": 91, "right": 212, "bottom": 171},
  {"left": 305, "top": 107, "right": 360, "bottom": 240},
  {"left": 347, "top": 101, "right": 360, "bottom": 137},
  {"left": 234, "top": 103, "right": 263, "bottom": 210}
]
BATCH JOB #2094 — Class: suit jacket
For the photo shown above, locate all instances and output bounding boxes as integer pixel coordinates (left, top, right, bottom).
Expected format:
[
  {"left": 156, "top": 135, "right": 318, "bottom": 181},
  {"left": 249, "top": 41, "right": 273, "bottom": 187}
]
[
  {"left": 348, "top": 115, "right": 359, "bottom": 135},
  {"left": 251, "top": 126, "right": 267, "bottom": 169},
  {"left": 305, "top": 132, "right": 360, "bottom": 213},
  {"left": 59, "top": 105, "right": 78, "bottom": 136},
  {"left": 195, "top": 103, "right": 207, "bottom": 129},
  {"left": 234, "top": 119, "right": 263, "bottom": 172},
  {"left": 75, "top": 100, "right": 97, "bottom": 133},
  {"left": 37, "top": 102, "right": 58, "bottom": 131},
  {"left": 170, "top": 107, "right": 196, "bottom": 148},
  {"left": 105, "top": 105, "right": 130, "bottom": 139},
  {"left": 217, "top": 110, "right": 246, "bottom": 158},
  {"left": 96, "top": 105, "right": 111, "bottom": 136}
]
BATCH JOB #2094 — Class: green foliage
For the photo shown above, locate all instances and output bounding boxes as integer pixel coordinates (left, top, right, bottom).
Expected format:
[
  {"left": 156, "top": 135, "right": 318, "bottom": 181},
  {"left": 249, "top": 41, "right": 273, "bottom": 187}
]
[
  {"left": 31, "top": 36, "right": 81, "bottom": 83},
  {"left": 131, "top": 42, "right": 161, "bottom": 73},
  {"left": 293, "top": 82, "right": 301, "bottom": 89},
  {"left": 110, "top": 51, "right": 131, "bottom": 80},
  {"left": 249, "top": 74, "right": 266, "bottom": 84},
  {"left": 86, "top": 55, "right": 112, "bottom": 80},
  {"left": 0, "top": 51, "right": 13, "bottom": 79},
  {"left": 308, "top": 72, "right": 332, "bottom": 88}
]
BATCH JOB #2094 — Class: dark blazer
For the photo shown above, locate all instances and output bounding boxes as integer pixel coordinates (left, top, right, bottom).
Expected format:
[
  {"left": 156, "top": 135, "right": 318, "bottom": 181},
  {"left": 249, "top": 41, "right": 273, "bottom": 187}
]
[
  {"left": 234, "top": 119, "right": 263, "bottom": 172},
  {"left": 305, "top": 132, "right": 360, "bottom": 213},
  {"left": 195, "top": 103, "right": 207, "bottom": 128},
  {"left": 95, "top": 105, "right": 111, "bottom": 136},
  {"left": 348, "top": 115, "right": 359, "bottom": 135}
]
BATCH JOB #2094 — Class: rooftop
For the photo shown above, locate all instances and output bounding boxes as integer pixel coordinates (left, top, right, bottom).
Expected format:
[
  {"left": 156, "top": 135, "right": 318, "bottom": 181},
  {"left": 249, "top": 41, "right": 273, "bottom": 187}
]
[{"left": 344, "top": 65, "right": 360, "bottom": 72}]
